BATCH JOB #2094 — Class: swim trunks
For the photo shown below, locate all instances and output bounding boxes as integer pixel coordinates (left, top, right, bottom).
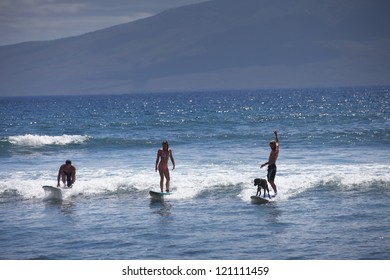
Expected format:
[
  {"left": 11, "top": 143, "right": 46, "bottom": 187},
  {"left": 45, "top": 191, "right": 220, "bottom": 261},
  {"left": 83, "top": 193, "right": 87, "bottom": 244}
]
[
  {"left": 267, "top": 164, "right": 277, "bottom": 182},
  {"left": 63, "top": 171, "right": 73, "bottom": 187}
]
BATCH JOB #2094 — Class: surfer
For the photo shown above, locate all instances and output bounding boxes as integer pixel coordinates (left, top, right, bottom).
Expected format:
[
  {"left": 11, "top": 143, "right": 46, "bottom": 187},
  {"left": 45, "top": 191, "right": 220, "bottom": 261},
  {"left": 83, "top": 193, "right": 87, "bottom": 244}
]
[
  {"left": 260, "top": 129, "right": 279, "bottom": 196},
  {"left": 57, "top": 160, "right": 76, "bottom": 188},
  {"left": 155, "top": 140, "right": 175, "bottom": 192}
]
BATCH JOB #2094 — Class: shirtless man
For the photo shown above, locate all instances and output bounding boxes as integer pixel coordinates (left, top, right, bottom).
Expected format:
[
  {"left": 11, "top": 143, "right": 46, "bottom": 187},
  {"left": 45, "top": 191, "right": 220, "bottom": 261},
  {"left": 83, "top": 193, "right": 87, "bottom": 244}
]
[
  {"left": 260, "top": 129, "right": 279, "bottom": 195},
  {"left": 155, "top": 141, "right": 175, "bottom": 192},
  {"left": 57, "top": 160, "right": 76, "bottom": 188}
]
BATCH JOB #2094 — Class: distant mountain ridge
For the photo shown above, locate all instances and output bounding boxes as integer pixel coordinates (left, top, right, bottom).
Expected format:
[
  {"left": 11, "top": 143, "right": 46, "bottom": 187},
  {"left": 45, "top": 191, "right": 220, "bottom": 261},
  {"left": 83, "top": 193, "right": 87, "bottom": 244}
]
[{"left": 1, "top": 0, "right": 389, "bottom": 96}]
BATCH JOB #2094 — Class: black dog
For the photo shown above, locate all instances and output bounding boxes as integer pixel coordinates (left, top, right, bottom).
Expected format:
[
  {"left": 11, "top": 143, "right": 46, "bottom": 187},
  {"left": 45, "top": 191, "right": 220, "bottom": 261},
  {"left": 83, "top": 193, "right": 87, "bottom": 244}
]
[{"left": 254, "top": 178, "right": 271, "bottom": 199}]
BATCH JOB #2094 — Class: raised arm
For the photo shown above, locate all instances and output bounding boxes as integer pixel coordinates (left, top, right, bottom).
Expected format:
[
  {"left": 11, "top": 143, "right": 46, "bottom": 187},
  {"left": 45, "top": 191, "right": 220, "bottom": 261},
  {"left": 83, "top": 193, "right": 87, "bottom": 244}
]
[{"left": 274, "top": 129, "right": 279, "bottom": 146}]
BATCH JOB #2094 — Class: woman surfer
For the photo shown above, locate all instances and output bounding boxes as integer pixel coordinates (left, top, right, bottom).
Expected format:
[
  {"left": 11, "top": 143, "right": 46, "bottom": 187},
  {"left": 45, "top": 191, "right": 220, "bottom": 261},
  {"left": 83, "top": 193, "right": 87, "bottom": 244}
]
[{"left": 155, "top": 140, "right": 175, "bottom": 192}]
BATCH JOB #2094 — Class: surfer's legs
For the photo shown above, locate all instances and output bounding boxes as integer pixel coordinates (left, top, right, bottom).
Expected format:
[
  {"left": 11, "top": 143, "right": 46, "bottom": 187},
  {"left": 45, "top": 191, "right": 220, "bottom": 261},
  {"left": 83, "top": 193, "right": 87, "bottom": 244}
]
[
  {"left": 158, "top": 165, "right": 170, "bottom": 192},
  {"left": 66, "top": 175, "right": 72, "bottom": 187},
  {"left": 164, "top": 170, "right": 170, "bottom": 192},
  {"left": 158, "top": 169, "right": 170, "bottom": 192},
  {"left": 269, "top": 180, "right": 277, "bottom": 195},
  {"left": 159, "top": 170, "right": 164, "bottom": 192},
  {"left": 267, "top": 165, "right": 277, "bottom": 195},
  {"left": 60, "top": 172, "right": 73, "bottom": 187}
]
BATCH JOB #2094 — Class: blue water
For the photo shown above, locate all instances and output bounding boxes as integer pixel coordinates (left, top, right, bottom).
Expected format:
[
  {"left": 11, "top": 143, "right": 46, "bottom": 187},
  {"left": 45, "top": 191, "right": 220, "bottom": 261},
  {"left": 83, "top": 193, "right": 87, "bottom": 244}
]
[{"left": 0, "top": 87, "right": 389, "bottom": 259}]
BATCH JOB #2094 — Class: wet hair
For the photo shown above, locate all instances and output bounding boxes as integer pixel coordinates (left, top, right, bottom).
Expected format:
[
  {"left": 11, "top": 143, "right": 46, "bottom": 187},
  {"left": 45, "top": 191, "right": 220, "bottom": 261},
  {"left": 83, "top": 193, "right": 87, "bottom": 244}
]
[
  {"left": 65, "top": 160, "right": 72, "bottom": 165},
  {"left": 162, "top": 140, "right": 169, "bottom": 147},
  {"left": 269, "top": 140, "right": 276, "bottom": 145}
]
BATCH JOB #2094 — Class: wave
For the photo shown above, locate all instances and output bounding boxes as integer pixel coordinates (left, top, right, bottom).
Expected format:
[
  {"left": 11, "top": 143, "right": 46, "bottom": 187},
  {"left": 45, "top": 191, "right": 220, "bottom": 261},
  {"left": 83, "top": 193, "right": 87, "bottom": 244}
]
[
  {"left": 0, "top": 162, "right": 389, "bottom": 203},
  {"left": 6, "top": 134, "right": 90, "bottom": 147}
]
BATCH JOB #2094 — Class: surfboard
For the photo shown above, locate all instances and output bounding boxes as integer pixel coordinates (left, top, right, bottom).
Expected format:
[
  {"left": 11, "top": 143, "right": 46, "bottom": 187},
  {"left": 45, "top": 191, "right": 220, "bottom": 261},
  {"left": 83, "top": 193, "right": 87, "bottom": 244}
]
[
  {"left": 149, "top": 190, "right": 172, "bottom": 200},
  {"left": 250, "top": 195, "right": 270, "bottom": 204},
  {"left": 42, "top": 185, "right": 63, "bottom": 200}
]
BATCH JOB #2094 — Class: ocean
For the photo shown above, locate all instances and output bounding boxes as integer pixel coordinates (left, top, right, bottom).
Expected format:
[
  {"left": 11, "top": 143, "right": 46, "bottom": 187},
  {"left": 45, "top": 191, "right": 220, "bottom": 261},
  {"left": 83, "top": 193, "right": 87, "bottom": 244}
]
[{"left": 0, "top": 87, "right": 389, "bottom": 260}]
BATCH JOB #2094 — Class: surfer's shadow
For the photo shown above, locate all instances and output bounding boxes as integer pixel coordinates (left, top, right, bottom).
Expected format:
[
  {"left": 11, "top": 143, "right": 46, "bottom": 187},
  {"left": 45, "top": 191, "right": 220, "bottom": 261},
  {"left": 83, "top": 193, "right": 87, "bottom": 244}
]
[
  {"left": 149, "top": 200, "right": 172, "bottom": 217},
  {"left": 43, "top": 199, "right": 76, "bottom": 215}
]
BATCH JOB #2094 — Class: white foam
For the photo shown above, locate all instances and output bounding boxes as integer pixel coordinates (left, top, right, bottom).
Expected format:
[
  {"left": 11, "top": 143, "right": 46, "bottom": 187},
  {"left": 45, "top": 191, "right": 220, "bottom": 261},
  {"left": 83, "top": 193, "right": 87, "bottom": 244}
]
[
  {"left": 1, "top": 161, "right": 389, "bottom": 202},
  {"left": 239, "top": 162, "right": 390, "bottom": 202},
  {"left": 7, "top": 134, "right": 89, "bottom": 147}
]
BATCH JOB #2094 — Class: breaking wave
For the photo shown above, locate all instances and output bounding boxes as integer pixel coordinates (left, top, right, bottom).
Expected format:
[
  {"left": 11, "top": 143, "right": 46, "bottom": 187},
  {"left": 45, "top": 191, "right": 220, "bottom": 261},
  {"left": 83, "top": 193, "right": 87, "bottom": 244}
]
[{"left": 6, "top": 134, "right": 90, "bottom": 147}]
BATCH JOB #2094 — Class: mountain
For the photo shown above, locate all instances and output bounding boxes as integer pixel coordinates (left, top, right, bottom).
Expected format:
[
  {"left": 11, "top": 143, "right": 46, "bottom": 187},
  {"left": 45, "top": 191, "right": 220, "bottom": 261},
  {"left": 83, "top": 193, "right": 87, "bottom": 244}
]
[{"left": 1, "top": 0, "right": 389, "bottom": 96}]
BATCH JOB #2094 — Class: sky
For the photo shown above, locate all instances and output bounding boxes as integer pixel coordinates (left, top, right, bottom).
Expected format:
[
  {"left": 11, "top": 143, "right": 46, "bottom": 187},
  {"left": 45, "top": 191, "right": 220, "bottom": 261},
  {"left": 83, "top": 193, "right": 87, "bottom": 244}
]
[{"left": 0, "top": 0, "right": 207, "bottom": 46}]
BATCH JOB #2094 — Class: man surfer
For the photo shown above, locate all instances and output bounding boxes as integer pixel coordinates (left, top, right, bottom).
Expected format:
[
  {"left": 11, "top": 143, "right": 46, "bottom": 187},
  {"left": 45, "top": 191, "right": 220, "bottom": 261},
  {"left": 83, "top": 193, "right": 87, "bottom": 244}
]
[
  {"left": 57, "top": 160, "right": 76, "bottom": 188},
  {"left": 155, "top": 140, "right": 175, "bottom": 192},
  {"left": 260, "top": 129, "right": 279, "bottom": 196}
]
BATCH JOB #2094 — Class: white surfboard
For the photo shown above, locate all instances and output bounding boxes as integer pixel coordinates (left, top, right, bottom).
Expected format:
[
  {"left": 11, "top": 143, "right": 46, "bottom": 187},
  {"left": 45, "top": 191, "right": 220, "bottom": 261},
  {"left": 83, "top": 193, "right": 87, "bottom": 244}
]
[
  {"left": 250, "top": 195, "right": 270, "bottom": 204},
  {"left": 149, "top": 190, "right": 172, "bottom": 200},
  {"left": 42, "top": 185, "right": 63, "bottom": 200}
]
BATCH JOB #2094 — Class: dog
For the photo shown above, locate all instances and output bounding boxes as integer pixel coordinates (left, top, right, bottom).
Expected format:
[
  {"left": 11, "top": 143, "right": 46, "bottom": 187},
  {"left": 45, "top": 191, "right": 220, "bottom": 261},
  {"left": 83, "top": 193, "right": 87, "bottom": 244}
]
[{"left": 254, "top": 178, "right": 271, "bottom": 199}]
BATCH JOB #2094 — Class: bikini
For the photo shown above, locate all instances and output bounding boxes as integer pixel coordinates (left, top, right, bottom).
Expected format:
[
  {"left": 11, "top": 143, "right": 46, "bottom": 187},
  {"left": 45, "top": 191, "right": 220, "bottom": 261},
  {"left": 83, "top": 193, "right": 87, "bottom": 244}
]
[{"left": 158, "top": 149, "right": 169, "bottom": 172}]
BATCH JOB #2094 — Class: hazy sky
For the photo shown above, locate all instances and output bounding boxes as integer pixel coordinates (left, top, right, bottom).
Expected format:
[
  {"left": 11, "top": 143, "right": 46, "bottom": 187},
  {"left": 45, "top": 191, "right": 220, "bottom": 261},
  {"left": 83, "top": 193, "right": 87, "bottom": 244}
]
[{"left": 0, "top": 0, "right": 207, "bottom": 46}]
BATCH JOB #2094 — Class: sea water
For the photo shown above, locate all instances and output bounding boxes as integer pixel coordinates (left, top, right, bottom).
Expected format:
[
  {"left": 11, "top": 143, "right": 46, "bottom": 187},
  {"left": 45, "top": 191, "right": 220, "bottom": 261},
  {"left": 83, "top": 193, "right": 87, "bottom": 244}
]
[{"left": 0, "top": 87, "right": 389, "bottom": 259}]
